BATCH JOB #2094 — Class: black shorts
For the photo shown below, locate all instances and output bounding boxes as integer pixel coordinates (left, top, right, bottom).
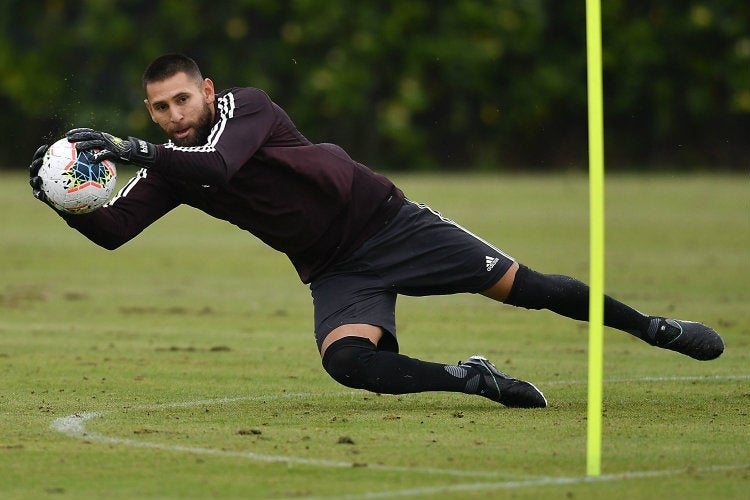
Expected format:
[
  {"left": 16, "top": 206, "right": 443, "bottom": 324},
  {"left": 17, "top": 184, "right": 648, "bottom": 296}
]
[{"left": 310, "top": 200, "right": 515, "bottom": 352}]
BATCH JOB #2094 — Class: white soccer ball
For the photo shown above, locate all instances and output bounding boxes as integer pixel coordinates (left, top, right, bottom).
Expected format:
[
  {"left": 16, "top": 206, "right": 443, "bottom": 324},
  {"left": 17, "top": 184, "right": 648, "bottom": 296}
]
[{"left": 39, "top": 137, "right": 117, "bottom": 214}]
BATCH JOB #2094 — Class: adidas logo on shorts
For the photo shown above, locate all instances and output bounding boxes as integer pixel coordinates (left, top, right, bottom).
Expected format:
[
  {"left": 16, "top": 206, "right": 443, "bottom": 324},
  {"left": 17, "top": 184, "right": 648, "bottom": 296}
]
[{"left": 486, "top": 256, "right": 499, "bottom": 271}]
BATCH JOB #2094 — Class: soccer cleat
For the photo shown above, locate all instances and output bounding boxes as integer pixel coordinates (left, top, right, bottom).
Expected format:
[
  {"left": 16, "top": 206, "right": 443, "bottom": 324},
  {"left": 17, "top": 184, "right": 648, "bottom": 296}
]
[
  {"left": 647, "top": 318, "right": 724, "bottom": 361},
  {"left": 459, "top": 355, "right": 547, "bottom": 408}
]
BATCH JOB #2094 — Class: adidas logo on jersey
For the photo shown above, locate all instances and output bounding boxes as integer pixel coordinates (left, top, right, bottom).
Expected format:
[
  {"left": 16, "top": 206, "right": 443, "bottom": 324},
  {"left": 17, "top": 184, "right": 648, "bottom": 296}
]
[{"left": 486, "top": 256, "right": 499, "bottom": 271}]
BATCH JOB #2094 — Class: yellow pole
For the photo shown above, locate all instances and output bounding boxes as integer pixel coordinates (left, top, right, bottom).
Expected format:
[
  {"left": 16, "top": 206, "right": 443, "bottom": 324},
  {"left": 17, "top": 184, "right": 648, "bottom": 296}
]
[{"left": 585, "top": 0, "right": 605, "bottom": 477}]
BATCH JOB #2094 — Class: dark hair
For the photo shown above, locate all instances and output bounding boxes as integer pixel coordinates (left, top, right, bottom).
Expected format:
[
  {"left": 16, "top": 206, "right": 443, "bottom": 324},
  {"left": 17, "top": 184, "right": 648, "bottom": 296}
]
[{"left": 142, "top": 53, "right": 203, "bottom": 90}]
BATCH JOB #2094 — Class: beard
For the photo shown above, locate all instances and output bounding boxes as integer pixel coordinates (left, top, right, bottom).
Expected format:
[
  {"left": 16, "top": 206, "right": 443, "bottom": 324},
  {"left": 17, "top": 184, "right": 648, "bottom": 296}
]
[{"left": 170, "top": 101, "right": 214, "bottom": 147}]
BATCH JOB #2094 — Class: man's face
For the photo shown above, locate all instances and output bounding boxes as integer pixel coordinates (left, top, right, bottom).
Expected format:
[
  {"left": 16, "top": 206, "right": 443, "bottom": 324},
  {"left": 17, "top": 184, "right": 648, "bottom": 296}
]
[{"left": 144, "top": 72, "right": 216, "bottom": 147}]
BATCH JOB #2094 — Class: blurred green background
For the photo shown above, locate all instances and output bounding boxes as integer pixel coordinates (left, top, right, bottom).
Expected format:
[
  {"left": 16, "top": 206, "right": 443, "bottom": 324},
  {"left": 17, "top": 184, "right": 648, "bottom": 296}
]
[{"left": 1, "top": 0, "right": 748, "bottom": 171}]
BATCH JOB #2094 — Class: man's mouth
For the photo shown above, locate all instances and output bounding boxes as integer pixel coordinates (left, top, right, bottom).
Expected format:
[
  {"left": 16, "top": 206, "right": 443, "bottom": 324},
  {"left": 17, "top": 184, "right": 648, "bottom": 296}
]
[{"left": 174, "top": 128, "right": 191, "bottom": 140}]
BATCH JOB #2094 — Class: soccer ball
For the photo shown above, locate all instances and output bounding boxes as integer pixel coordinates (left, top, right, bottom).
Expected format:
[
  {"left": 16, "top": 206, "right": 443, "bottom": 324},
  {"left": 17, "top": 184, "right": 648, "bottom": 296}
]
[{"left": 39, "top": 137, "right": 117, "bottom": 214}]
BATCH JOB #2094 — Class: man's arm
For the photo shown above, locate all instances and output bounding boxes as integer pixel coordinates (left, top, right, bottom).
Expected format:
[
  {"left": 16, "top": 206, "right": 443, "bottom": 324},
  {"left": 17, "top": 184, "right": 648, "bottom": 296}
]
[
  {"left": 58, "top": 168, "right": 180, "bottom": 250},
  {"left": 155, "top": 88, "right": 280, "bottom": 184},
  {"left": 70, "top": 88, "right": 279, "bottom": 187}
]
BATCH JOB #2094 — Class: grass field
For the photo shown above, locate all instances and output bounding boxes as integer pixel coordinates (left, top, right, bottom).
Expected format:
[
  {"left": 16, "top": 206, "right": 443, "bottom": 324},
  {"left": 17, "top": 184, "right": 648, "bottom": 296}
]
[{"left": 1, "top": 169, "right": 748, "bottom": 499}]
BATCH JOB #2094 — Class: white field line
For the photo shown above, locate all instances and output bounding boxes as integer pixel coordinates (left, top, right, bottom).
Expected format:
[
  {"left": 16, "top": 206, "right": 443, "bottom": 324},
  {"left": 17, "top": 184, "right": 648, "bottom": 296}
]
[
  {"left": 309, "top": 464, "right": 750, "bottom": 499},
  {"left": 543, "top": 373, "right": 750, "bottom": 385},
  {"left": 49, "top": 374, "right": 749, "bottom": 483},
  {"left": 50, "top": 393, "right": 522, "bottom": 480}
]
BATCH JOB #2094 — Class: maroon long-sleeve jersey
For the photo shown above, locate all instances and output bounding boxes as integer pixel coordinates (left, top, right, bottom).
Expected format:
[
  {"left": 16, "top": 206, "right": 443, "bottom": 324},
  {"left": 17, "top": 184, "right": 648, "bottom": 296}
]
[{"left": 59, "top": 87, "right": 404, "bottom": 283}]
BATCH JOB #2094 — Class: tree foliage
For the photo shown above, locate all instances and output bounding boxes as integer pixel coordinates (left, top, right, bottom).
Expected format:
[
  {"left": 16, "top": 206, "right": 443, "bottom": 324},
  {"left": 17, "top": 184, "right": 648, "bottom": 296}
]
[{"left": 1, "top": 0, "right": 748, "bottom": 170}]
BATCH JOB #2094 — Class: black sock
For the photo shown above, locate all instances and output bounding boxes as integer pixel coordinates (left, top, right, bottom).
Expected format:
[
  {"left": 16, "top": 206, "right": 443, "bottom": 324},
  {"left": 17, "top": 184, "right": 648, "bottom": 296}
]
[
  {"left": 505, "top": 264, "right": 654, "bottom": 341},
  {"left": 322, "top": 337, "right": 481, "bottom": 395}
]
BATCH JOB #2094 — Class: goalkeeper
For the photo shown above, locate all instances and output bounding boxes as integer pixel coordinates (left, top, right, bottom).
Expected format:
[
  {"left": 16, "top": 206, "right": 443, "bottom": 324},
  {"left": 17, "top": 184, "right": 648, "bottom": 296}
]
[{"left": 29, "top": 54, "right": 724, "bottom": 408}]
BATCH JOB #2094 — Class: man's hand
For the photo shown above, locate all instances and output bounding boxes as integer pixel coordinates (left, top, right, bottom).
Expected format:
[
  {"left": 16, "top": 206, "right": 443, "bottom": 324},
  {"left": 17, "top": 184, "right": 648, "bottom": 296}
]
[
  {"left": 66, "top": 128, "right": 157, "bottom": 167},
  {"left": 29, "top": 144, "right": 50, "bottom": 204}
]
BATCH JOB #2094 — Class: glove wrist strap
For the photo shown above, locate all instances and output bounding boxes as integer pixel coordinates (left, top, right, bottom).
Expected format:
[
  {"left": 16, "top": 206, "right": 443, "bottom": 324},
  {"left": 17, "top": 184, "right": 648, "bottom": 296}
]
[{"left": 127, "top": 137, "right": 157, "bottom": 167}]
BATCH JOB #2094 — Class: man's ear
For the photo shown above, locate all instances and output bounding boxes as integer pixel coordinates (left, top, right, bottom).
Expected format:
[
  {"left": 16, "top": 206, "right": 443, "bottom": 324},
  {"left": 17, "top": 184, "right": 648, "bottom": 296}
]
[
  {"left": 144, "top": 98, "right": 158, "bottom": 123},
  {"left": 203, "top": 78, "right": 215, "bottom": 104}
]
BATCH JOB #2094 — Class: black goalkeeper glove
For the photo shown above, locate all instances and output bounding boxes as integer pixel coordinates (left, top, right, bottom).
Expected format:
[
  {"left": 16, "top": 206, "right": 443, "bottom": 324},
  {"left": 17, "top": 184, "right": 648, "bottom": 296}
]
[
  {"left": 29, "top": 144, "right": 50, "bottom": 204},
  {"left": 66, "top": 128, "right": 157, "bottom": 167}
]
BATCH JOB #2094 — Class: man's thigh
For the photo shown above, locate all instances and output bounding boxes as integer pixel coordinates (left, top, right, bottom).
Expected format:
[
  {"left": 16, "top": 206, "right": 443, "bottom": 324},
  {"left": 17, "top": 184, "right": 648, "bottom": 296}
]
[{"left": 311, "top": 272, "right": 397, "bottom": 353}]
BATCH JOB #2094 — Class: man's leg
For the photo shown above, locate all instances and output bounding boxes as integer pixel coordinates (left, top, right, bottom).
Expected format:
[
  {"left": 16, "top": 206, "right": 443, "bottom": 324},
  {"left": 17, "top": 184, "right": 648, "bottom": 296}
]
[
  {"left": 320, "top": 324, "right": 547, "bottom": 408},
  {"left": 484, "top": 262, "right": 724, "bottom": 361}
]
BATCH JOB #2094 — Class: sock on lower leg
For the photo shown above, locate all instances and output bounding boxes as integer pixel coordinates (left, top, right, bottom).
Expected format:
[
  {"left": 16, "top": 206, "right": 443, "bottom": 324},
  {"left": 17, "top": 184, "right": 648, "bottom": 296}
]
[
  {"left": 322, "top": 336, "right": 481, "bottom": 395},
  {"left": 505, "top": 264, "right": 654, "bottom": 341}
]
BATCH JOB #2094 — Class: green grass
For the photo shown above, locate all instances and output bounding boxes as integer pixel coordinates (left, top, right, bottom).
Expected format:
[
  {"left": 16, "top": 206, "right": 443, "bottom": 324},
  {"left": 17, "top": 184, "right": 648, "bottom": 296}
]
[{"left": 1, "top": 169, "right": 748, "bottom": 499}]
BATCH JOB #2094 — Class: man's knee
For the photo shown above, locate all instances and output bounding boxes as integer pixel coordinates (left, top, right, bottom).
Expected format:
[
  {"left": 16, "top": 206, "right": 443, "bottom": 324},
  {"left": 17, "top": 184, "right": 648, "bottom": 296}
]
[
  {"left": 504, "top": 264, "right": 543, "bottom": 309},
  {"left": 319, "top": 323, "right": 384, "bottom": 359},
  {"left": 321, "top": 336, "right": 378, "bottom": 389},
  {"left": 505, "top": 264, "right": 582, "bottom": 306},
  {"left": 504, "top": 263, "right": 589, "bottom": 320}
]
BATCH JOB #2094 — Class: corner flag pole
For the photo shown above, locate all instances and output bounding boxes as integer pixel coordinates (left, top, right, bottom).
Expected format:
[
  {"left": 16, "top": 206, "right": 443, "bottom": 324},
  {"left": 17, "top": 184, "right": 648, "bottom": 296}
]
[{"left": 585, "top": 0, "right": 605, "bottom": 477}]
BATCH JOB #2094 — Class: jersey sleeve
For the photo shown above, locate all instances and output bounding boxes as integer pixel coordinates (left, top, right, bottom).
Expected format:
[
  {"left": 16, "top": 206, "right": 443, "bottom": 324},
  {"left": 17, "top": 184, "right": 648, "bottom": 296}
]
[
  {"left": 150, "top": 88, "right": 277, "bottom": 185},
  {"left": 58, "top": 168, "right": 180, "bottom": 250}
]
